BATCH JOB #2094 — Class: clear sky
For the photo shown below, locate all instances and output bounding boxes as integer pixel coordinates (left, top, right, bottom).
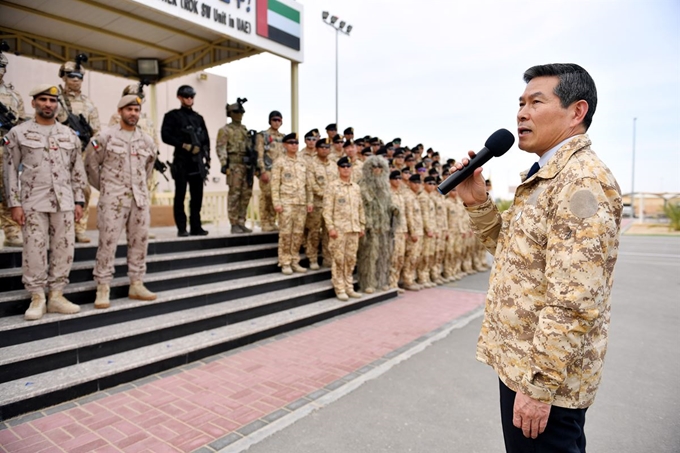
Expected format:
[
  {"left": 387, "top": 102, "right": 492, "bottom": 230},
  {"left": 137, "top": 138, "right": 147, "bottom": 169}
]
[{"left": 209, "top": 0, "right": 680, "bottom": 200}]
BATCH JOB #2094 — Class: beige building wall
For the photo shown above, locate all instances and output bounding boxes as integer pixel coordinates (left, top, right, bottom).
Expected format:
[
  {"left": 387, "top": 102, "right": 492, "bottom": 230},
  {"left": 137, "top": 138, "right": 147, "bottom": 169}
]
[{"left": 4, "top": 53, "right": 230, "bottom": 194}]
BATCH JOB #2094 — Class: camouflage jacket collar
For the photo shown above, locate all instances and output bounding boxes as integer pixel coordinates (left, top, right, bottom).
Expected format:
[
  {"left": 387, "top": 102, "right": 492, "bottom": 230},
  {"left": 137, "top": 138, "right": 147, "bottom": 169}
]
[{"left": 520, "top": 134, "right": 591, "bottom": 183}]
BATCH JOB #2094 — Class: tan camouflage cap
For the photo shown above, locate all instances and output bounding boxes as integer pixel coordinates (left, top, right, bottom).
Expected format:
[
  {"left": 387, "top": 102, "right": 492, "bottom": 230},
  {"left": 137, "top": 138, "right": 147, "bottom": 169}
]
[
  {"left": 117, "top": 94, "right": 142, "bottom": 109},
  {"left": 29, "top": 84, "right": 60, "bottom": 97},
  {"left": 60, "top": 61, "right": 85, "bottom": 78},
  {"left": 122, "top": 84, "right": 138, "bottom": 96}
]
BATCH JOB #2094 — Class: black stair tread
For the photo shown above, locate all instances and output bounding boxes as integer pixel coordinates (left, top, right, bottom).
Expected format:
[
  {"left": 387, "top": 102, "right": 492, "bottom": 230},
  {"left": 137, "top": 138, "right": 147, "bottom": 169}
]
[
  {"left": 0, "top": 290, "right": 397, "bottom": 407},
  {"left": 0, "top": 243, "right": 278, "bottom": 279},
  {"left": 0, "top": 257, "right": 280, "bottom": 304},
  {"left": 0, "top": 279, "right": 334, "bottom": 366}
]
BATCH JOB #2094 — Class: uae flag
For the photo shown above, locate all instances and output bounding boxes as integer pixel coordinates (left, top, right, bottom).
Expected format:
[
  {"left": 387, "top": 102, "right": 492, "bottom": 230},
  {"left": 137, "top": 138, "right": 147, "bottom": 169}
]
[{"left": 256, "top": 0, "right": 301, "bottom": 51}]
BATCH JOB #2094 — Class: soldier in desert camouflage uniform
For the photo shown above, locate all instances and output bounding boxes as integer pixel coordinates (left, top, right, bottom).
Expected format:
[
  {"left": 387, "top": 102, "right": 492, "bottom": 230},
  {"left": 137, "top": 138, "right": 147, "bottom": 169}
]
[
  {"left": 442, "top": 188, "right": 465, "bottom": 282},
  {"left": 429, "top": 178, "right": 449, "bottom": 285},
  {"left": 388, "top": 170, "right": 407, "bottom": 293},
  {"left": 304, "top": 137, "right": 337, "bottom": 270},
  {"left": 85, "top": 95, "right": 157, "bottom": 309},
  {"left": 298, "top": 128, "right": 319, "bottom": 162},
  {"left": 0, "top": 49, "right": 25, "bottom": 247},
  {"left": 400, "top": 174, "right": 424, "bottom": 291},
  {"left": 323, "top": 156, "right": 365, "bottom": 301},
  {"left": 456, "top": 64, "right": 621, "bottom": 450},
  {"left": 416, "top": 175, "right": 437, "bottom": 288},
  {"left": 57, "top": 60, "right": 100, "bottom": 243},
  {"left": 271, "top": 133, "right": 312, "bottom": 274},
  {"left": 3, "top": 84, "right": 86, "bottom": 320},
  {"left": 256, "top": 111, "right": 285, "bottom": 232},
  {"left": 216, "top": 100, "right": 254, "bottom": 234}
]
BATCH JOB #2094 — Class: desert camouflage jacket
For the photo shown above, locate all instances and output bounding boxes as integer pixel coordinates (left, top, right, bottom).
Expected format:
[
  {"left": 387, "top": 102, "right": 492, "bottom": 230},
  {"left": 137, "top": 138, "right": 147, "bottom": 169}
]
[{"left": 466, "top": 134, "right": 622, "bottom": 409}]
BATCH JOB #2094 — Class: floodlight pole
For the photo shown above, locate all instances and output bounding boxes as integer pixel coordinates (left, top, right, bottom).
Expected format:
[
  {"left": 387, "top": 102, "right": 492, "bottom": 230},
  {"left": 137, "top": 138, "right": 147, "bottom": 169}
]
[
  {"left": 631, "top": 117, "right": 637, "bottom": 220},
  {"left": 322, "top": 12, "right": 352, "bottom": 127}
]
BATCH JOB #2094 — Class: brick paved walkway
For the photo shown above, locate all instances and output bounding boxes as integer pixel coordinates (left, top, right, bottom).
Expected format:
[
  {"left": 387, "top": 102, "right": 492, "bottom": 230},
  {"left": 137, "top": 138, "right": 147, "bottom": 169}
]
[{"left": 0, "top": 288, "right": 485, "bottom": 453}]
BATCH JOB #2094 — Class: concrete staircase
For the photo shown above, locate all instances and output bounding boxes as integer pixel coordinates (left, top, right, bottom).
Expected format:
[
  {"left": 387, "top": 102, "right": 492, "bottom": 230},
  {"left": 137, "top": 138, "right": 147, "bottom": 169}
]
[{"left": 0, "top": 232, "right": 397, "bottom": 421}]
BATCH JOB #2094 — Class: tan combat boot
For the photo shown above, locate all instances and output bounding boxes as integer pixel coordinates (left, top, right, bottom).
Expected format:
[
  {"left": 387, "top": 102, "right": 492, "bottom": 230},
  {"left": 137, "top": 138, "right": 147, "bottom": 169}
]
[
  {"left": 309, "top": 260, "right": 320, "bottom": 271},
  {"left": 75, "top": 232, "right": 91, "bottom": 243},
  {"left": 336, "top": 292, "right": 349, "bottom": 301},
  {"left": 291, "top": 263, "right": 307, "bottom": 274},
  {"left": 346, "top": 289, "right": 363, "bottom": 299},
  {"left": 24, "top": 292, "right": 47, "bottom": 320},
  {"left": 128, "top": 281, "right": 157, "bottom": 301},
  {"left": 94, "top": 284, "right": 111, "bottom": 309},
  {"left": 281, "top": 265, "right": 293, "bottom": 275},
  {"left": 47, "top": 291, "right": 81, "bottom": 314}
]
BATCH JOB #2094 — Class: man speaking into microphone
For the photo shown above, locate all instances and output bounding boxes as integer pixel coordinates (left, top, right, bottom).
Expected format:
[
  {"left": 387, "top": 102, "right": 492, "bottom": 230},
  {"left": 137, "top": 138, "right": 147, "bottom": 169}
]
[{"left": 453, "top": 64, "right": 622, "bottom": 453}]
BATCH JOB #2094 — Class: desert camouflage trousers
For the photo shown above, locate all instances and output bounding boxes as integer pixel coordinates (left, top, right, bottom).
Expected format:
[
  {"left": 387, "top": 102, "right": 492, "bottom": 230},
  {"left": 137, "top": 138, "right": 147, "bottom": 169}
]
[
  {"left": 278, "top": 204, "right": 306, "bottom": 266},
  {"left": 431, "top": 234, "right": 446, "bottom": 281},
  {"left": 443, "top": 231, "right": 462, "bottom": 278},
  {"left": 304, "top": 205, "right": 330, "bottom": 264},
  {"left": 227, "top": 163, "right": 253, "bottom": 225},
  {"left": 0, "top": 148, "right": 21, "bottom": 241},
  {"left": 75, "top": 153, "right": 91, "bottom": 235},
  {"left": 389, "top": 232, "right": 407, "bottom": 288},
  {"left": 259, "top": 178, "right": 277, "bottom": 229},
  {"left": 93, "top": 200, "right": 149, "bottom": 284},
  {"left": 461, "top": 233, "right": 474, "bottom": 273},
  {"left": 417, "top": 235, "right": 436, "bottom": 284},
  {"left": 329, "top": 232, "right": 359, "bottom": 295},
  {"left": 22, "top": 210, "right": 75, "bottom": 293},
  {"left": 401, "top": 234, "right": 423, "bottom": 286}
]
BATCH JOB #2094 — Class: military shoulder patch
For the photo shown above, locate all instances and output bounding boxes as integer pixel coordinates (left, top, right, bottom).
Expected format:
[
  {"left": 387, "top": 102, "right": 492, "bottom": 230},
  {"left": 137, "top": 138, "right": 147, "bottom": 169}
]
[{"left": 569, "top": 189, "right": 598, "bottom": 218}]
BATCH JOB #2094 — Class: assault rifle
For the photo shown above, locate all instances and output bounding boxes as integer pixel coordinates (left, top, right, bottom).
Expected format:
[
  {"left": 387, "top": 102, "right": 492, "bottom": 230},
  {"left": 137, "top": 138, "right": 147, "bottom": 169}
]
[
  {"left": 244, "top": 129, "right": 258, "bottom": 187},
  {"left": 185, "top": 124, "right": 210, "bottom": 184},
  {"left": 153, "top": 151, "right": 169, "bottom": 181},
  {"left": 0, "top": 101, "right": 18, "bottom": 134}
]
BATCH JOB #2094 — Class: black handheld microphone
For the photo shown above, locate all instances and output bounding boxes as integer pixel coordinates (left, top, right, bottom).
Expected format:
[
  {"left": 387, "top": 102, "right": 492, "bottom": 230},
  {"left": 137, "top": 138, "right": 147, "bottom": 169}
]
[{"left": 437, "top": 129, "right": 515, "bottom": 195}]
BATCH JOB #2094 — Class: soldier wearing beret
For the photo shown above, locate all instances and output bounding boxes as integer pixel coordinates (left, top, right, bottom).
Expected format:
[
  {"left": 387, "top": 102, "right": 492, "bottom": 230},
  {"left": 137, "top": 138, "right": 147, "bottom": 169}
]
[
  {"left": 416, "top": 175, "right": 437, "bottom": 288},
  {"left": 455, "top": 63, "right": 621, "bottom": 449},
  {"left": 400, "top": 174, "right": 425, "bottom": 291},
  {"left": 343, "top": 127, "right": 354, "bottom": 141},
  {"left": 0, "top": 48, "right": 25, "bottom": 248},
  {"left": 323, "top": 156, "right": 365, "bottom": 300},
  {"left": 325, "top": 123, "right": 338, "bottom": 142},
  {"left": 388, "top": 170, "right": 407, "bottom": 293},
  {"left": 3, "top": 84, "right": 86, "bottom": 320},
  {"left": 359, "top": 146, "right": 372, "bottom": 162},
  {"left": 57, "top": 60, "right": 101, "bottom": 244},
  {"left": 161, "top": 85, "right": 210, "bottom": 237},
  {"left": 298, "top": 128, "right": 319, "bottom": 162},
  {"left": 216, "top": 99, "right": 253, "bottom": 234},
  {"left": 429, "top": 176, "right": 449, "bottom": 285},
  {"left": 344, "top": 140, "right": 364, "bottom": 184},
  {"left": 304, "top": 137, "right": 337, "bottom": 269},
  {"left": 256, "top": 110, "right": 285, "bottom": 232},
  {"left": 329, "top": 133, "right": 344, "bottom": 162},
  {"left": 271, "top": 133, "right": 312, "bottom": 274},
  {"left": 85, "top": 95, "right": 157, "bottom": 308}
]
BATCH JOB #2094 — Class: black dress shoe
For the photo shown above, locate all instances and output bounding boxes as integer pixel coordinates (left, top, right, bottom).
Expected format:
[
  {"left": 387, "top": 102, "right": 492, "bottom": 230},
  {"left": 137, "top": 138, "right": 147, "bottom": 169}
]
[
  {"left": 190, "top": 229, "right": 209, "bottom": 236},
  {"left": 177, "top": 231, "right": 189, "bottom": 237}
]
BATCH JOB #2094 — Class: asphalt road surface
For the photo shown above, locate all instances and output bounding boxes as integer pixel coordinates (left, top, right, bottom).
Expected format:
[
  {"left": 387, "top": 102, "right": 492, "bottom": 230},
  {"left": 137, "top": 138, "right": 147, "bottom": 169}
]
[{"left": 238, "top": 235, "right": 680, "bottom": 453}]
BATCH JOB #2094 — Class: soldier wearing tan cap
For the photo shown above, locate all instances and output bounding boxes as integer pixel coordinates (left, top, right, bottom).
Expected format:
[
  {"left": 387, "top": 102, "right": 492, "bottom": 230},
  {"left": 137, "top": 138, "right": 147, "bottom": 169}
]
[
  {"left": 3, "top": 84, "right": 87, "bottom": 320},
  {"left": 84, "top": 95, "right": 157, "bottom": 309},
  {"left": 57, "top": 59, "right": 100, "bottom": 243},
  {"left": 0, "top": 47, "right": 25, "bottom": 248}
]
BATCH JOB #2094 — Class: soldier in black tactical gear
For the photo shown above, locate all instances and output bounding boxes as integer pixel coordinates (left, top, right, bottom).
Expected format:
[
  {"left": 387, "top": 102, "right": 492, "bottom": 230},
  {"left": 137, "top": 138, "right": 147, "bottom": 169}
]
[{"left": 161, "top": 85, "right": 210, "bottom": 237}]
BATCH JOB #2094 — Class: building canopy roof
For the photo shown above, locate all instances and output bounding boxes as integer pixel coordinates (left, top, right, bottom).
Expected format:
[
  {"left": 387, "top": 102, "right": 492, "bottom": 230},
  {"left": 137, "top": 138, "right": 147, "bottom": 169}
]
[{"left": 0, "top": 0, "right": 304, "bottom": 80}]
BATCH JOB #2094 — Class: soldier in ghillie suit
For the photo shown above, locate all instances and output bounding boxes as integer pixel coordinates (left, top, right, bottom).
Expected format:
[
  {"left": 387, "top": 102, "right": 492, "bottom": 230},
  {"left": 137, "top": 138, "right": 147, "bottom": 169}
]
[{"left": 357, "top": 155, "right": 395, "bottom": 293}]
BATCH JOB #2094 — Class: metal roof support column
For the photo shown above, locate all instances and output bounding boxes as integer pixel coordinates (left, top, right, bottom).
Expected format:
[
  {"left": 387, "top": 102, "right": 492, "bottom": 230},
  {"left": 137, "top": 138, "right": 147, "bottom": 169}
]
[{"left": 291, "top": 61, "right": 299, "bottom": 133}]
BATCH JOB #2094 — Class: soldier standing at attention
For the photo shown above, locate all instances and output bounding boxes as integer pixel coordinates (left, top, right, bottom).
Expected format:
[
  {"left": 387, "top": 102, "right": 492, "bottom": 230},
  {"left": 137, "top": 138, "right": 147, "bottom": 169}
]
[
  {"left": 271, "top": 133, "right": 312, "bottom": 275},
  {"left": 57, "top": 60, "right": 100, "bottom": 244},
  {"left": 344, "top": 140, "right": 364, "bottom": 184},
  {"left": 400, "top": 174, "right": 424, "bottom": 291},
  {"left": 304, "top": 138, "right": 336, "bottom": 270},
  {"left": 388, "top": 170, "right": 407, "bottom": 294},
  {"left": 256, "top": 111, "right": 285, "bottom": 232},
  {"left": 216, "top": 100, "right": 254, "bottom": 234},
  {"left": 0, "top": 48, "right": 25, "bottom": 248},
  {"left": 416, "top": 175, "right": 437, "bottom": 288},
  {"left": 161, "top": 85, "right": 210, "bottom": 237},
  {"left": 343, "top": 127, "right": 354, "bottom": 142},
  {"left": 329, "top": 134, "right": 343, "bottom": 162},
  {"left": 85, "top": 95, "right": 157, "bottom": 308},
  {"left": 325, "top": 123, "right": 338, "bottom": 142},
  {"left": 323, "top": 156, "right": 365, "bottom": 301},
  {"left": 430, "top": 178, "right": 449, "bottom": 285},
  {"left": 3, "top": 85, "right": 86, "bottom": 320}
]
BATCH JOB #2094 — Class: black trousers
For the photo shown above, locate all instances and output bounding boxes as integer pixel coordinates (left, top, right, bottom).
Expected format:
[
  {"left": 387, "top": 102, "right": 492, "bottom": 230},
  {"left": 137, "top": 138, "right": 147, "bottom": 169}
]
[
  {"left": 499, "top": 379, "right": 587, "bottom": 453},
  {"left": 173, "top": 169, "right": 204, "bottom": 233}
]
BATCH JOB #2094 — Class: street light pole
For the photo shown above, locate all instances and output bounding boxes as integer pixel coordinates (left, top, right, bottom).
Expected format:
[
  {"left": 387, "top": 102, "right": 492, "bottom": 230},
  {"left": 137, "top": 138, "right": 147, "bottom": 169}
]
[
  {"left": 322, "top": 12, "right": 352, "bottom": 127},
  {"left": 631, "top": 117, "right": 637, "bottom": 220}
]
